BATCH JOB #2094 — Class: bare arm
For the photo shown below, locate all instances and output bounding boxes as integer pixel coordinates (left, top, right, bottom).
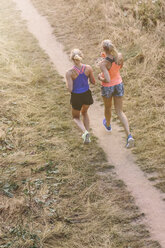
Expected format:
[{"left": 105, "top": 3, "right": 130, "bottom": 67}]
[
  {"left": 65, "top": 70, "right": 73, "bottom": 93},
  {"left": 87, "top": 65, "right": 96, "bottom": 85},
  {"left": 99, "top": 61, "right": 110, "bottom": 83}
]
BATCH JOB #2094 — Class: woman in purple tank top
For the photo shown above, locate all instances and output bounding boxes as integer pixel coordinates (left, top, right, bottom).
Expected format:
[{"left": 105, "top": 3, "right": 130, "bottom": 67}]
[{"left": 66, "top": 49, "right": 95, "bottom": 144}]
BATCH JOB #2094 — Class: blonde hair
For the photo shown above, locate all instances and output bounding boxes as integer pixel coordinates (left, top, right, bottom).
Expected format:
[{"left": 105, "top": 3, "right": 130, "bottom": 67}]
[
  {"left": 102, "top": 40, "right": 119, "bottom": 64},
  {"left": 70, "top": 49, "right": 83, "bottom": 61}
]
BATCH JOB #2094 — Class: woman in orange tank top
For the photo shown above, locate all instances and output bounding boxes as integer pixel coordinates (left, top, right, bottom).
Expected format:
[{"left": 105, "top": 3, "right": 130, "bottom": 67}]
[{"left": 98, "top": 40, "right": 134, "bottom": 148}]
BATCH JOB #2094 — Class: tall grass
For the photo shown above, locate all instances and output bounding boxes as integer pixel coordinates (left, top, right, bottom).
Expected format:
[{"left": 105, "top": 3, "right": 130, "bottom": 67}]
[{"left": 0, "top": 0, "right": 161, "bottom": 247}]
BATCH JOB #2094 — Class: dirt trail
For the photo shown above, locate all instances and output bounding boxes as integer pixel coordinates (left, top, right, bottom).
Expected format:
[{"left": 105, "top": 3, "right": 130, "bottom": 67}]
[{"left": 13, "top": 0, "right": 165, "bottom": 247}]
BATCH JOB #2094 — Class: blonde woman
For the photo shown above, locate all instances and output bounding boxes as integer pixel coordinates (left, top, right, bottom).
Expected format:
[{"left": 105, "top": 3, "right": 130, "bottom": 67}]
[
  {"left": 66, "top": 49, "right": 95, "bottom": 143},
  {"left": 98, "top": 40, "right": 134, "bottom": 148}
]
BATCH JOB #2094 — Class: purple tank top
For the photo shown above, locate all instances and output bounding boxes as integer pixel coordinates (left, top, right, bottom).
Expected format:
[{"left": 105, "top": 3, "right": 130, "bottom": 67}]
[{"left": 72, "top": 65, "right": 89, "bottom": 94}]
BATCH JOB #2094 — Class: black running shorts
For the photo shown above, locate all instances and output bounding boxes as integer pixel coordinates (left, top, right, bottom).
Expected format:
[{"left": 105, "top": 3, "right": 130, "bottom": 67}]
[{"left": 70, "top": 89, "right": 93, "bottom": 111}]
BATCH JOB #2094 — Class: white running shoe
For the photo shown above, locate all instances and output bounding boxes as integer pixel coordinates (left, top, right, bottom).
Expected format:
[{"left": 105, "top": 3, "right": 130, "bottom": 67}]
[{"left": 82, "top": 131, "right": 91, "bottom": 144}]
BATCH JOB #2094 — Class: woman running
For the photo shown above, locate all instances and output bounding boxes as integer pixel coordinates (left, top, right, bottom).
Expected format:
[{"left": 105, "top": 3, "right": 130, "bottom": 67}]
[
  {"left": 98, "top": 39, "right": 134, "bottom": 148},
  {"left": 66, "top": 49, "right": 95, "bottom": 143}
]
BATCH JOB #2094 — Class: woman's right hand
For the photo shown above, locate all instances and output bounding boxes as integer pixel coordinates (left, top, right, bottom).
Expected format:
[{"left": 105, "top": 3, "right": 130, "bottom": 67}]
[
  {"left": 98, "top": 73, "right": 105, "bottom": 82},
  {"left": 98, "top": 73, "right": 101, "bottom": 81}
]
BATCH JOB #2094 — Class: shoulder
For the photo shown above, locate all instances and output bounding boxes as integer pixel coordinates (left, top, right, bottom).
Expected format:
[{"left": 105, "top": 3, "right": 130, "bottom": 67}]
[
  {"left": 66, "top": 69, "right": 71, "bottom": 75},
  {"left": 85, "top": 64, "right": 92, "bottom": 70},
  {"left": 118, "top": 52, "right": 123, "bottom": 60},
  {"left": 84, "top": 64, "right": 93, "bottom": 73},
  {"left": 66, "top": 68, "right": 74, "bottom": 77},
  {"left": 117, "top": 52, "right": 124, "bottom": 66},
  {"left": 99, "top": 59, "right": 109, "bottom": 70}
]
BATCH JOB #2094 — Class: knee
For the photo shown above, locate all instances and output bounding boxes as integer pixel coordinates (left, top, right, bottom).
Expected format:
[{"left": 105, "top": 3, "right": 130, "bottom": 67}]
[
  {"left": 72, "top": 114, "right": 80, "bottom": 120},
  {"left": 81, "top": 110, "right": 88, "bottom": 116}
]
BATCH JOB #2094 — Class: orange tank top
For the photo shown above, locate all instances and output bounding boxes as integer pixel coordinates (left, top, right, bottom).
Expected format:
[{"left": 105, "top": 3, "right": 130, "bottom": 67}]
[{"left": 101, "top": 57, "right": 122, "bottom": 87}]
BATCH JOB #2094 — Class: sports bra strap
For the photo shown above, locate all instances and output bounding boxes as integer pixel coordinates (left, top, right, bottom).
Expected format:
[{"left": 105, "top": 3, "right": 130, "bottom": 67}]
[
  {"left": 73, "top": 66, "right": 80, "bottom": 74},
  {"left": 73, "top": 65, "right": 86, "bottom": 74},
  {"left": 105, "top": 57, "right": 115, "bottom": 63},
  {"left": 80, "top": 65, "right": 86, "bottom": 73}
]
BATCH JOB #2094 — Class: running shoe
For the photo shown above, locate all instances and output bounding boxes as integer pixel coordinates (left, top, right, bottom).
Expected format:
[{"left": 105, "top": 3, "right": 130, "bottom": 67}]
[
  {"left": 126, "top": 134, "right": 134, "bottom": 148},
  {"left": 82, "top": 130, "right": 91, "bottom": 144},
  {"left": 103, "top": 118, "right": 112, "bottom": 132}
]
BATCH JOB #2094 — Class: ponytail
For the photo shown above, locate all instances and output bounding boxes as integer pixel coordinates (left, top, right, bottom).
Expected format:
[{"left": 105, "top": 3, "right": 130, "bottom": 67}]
[
  {"left": 102, "top": 39, "right": 119, "bottom": 64},
  {"left": 70, "top": 49, "right": 83, "bottom": 61},
  {"left": 111, "top": 47, "right": 119, "bottom": 64},
  {"left": 74, "top": 54, "right": 82, "bottom": 61}
]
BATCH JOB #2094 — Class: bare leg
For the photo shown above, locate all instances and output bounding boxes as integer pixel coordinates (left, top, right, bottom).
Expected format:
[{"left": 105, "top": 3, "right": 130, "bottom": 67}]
[
  {"left": 81, "top": 105, "right": 90, "bottom": 131},
  {"left": 102, "top": 96, "right": 113, "bottom": 126},
  {"left": 114, "top": 96, "right": 130, "bottom": 136},
  {"left": 72, "top": 108, "right": 86, "bottom": 133}
]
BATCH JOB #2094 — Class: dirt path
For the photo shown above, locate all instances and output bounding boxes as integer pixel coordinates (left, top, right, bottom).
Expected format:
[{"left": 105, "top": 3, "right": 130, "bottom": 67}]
[{"left": 13, "top": 0, "right": 165, "bottom": 247}]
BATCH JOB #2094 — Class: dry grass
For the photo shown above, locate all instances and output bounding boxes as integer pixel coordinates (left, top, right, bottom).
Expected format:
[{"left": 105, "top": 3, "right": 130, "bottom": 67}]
[
  {"left": 31, "top": 0, "right": 165, "bottom": 192},
  {"left": 0, "top": 0, "right": 162, "bottom": 247}
]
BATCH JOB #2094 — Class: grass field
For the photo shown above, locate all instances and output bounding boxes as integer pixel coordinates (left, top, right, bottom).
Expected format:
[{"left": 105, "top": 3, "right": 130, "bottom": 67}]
[
  {"left": 31, "top": 0, "right": 165, "bottom": 193},
  {"left": 0, "top": 0, "right": 162, "bottom": 247}
]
